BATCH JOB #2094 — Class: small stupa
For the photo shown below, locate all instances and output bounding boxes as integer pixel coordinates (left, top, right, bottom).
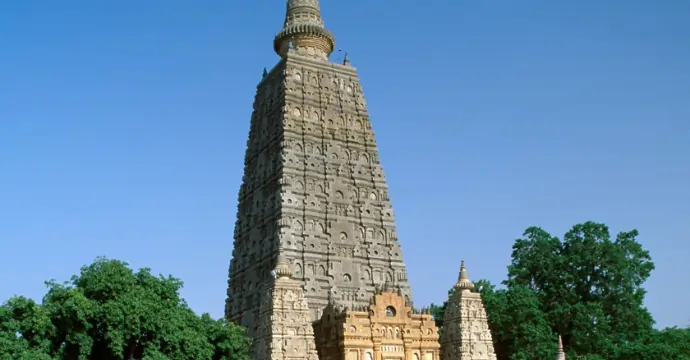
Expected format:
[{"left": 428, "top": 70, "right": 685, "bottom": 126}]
[{"left": 252, "top": 251, "right": 318, "bottom": 360}]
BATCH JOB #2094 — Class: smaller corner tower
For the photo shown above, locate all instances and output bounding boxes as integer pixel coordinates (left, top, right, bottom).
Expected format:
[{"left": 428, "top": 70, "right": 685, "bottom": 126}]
[
  {"left": 440, "top": 261, "right": 496, "bottom": 360},
  {"left": 253, "top": 251, "right": 319, "bottom": 360}
]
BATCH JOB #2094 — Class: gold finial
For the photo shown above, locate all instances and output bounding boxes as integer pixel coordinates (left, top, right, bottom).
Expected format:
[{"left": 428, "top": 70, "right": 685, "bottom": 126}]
[
  {"left": 454, "top": 260, "right": 475, "bottom": 291},
  {"left": 275, "top": 250, "right": 292, "bottom": 278}
]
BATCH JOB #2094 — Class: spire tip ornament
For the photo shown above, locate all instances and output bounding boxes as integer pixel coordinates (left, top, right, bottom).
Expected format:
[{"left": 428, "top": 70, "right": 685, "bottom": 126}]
[
  {"left": 275, "top": 250, "right": 292, "bottom": 278},
  {"left": 556, "top": 335, "right": 566, "bottom": 360},
  {"left": 273, "top": 0, "right": 335, "bottom": 60},
  {"left": 454, "top": 260, "right": 475, "bottom": 291}
]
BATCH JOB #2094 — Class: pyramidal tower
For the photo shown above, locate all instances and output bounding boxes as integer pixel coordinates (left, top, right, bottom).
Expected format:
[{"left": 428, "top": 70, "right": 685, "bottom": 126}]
[
  {"left": 226, "top": 0, "right": 413, "bottom": 339},
  {"left": 440, "top": 261, "right": 497, "bottom": 360}
]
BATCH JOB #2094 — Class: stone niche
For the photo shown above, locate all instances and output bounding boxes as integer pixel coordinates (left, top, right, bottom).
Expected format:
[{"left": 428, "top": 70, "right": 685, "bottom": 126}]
[{"left": 313, "top": 291, "right": 440, "bottom": 360}]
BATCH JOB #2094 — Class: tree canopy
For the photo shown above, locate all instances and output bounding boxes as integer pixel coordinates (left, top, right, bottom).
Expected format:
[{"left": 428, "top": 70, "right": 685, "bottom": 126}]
[
  {"left": 0, "top": 257, "right": 251, "bottom": 360},
  {"left": 430, "top": 221, "right": 690, "bottom": 360}
]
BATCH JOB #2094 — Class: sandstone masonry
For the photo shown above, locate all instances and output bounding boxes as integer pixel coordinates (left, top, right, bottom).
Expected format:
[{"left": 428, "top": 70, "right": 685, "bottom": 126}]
[
  {"left": 440, "top": 262, "right": 497, "bottom": 360},
  {"left": 225, "top": 0, "right": 413, "bottom": 345},
  {"left": 253, "top": 251, "right": 319, "bottom": 360}
]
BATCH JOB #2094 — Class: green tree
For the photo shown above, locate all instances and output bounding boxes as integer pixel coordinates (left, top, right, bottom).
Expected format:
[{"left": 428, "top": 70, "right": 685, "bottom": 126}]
[
  {"left": 506, "top": 222, "right": 656, "bottom": 357},
  {"left": 0, "top": 257, "right": 251, "bottom": 360},
  {"left": 428, "top": 222, "right": 689, "bottom": 360},
  {"left": 615, "top": 327, "right": 690, "bottom": 360},
  {"left": 429, "top": 288, "right": 454, "bottom": 329},
  {"left": 429, "top": 281, "right": 555, "bottom": 360},
  {"left": 478, "top": 282, "right": 555, "bottom": 360}
]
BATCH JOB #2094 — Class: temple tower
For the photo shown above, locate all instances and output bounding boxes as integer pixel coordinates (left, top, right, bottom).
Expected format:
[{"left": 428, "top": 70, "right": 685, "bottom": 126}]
[
  {"left": 253, "top": 251, "right": 319, "bottom": 360},
  {"left": 440, "top": 261, "right": 497, "bottom": 360},
  {"left": 226, "top": 0, "right": 413, "bottom": 339}
]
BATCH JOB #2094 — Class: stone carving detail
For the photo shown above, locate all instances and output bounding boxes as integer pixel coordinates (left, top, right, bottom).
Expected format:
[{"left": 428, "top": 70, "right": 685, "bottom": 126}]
[
  {"left": 440, "top": 262, "right": 497, "bottom": 360},
  {"left": 253, "top": 252, "right": 318, "bottom": 360},
  {"left": 225, "top": 0, "right": 413, "bottom": 341},
  {"left": 314, "top": 291, "right": 439, "bottom": 360}
]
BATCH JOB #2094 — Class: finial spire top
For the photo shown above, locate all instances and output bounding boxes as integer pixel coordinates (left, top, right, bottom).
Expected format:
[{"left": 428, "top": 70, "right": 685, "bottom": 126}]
[
  {"left": 454, "top": 260, "right": 475, "bottom": 291},
  {"left": 556, "top": 335, "right": 566, "bottom": 360},
  {"left": 275, "top": 250, "right": 292, "bottom": 278},
  {"left": 327, "top": 288, "right": 334, "bottom": 305},
  {"left": 274, "top": 0, "right": 335, "bottom": 60}
]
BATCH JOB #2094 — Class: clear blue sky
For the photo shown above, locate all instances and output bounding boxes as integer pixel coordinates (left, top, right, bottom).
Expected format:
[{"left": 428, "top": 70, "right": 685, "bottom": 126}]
[{"left": 1, "top": 0, "right": 688, "bottom": 329}]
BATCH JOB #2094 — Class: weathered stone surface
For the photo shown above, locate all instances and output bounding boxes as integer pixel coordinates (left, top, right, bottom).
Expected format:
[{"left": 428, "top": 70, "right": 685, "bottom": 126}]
[
  {"left": 440, "top": 262, "right": 497, "bottom": 360},
  {"left": 225, "top": 0, "right": 413, "bottom": 345},
  {"left": 253, "top": 252, "right": 319, "bottom": 360}
]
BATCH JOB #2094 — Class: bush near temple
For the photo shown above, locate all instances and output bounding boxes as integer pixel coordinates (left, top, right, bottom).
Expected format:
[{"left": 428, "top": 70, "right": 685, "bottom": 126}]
[
  {"left": 0, "top": 258, "right": 251, "bottom": 360},
  {"left": 430, "top": 221, "right": 690, "bottom": 360}
]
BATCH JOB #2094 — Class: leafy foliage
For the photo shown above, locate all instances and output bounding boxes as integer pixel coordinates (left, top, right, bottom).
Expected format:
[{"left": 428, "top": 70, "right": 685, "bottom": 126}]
[
  {"left": 615, "top": 327, "right": 690, "bottom": 360},
  {"left": 0, "top": 257, "right": 251, "bottom": 360},
  {"left": 430, "top": 221, "right": 690, "bottom": 360}
]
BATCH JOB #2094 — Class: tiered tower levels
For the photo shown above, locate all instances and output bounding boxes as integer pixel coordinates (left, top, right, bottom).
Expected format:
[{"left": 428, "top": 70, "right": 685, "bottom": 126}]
[{"left": 226, "top": 0, "right": 413, "bottom": 338}]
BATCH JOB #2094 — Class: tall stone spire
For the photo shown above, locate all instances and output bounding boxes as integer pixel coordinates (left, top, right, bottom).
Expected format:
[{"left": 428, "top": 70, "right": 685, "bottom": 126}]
[
  {"left": 226, "top": 0, "right": 413, "bottom": 352},
  {"left": 274, "top": 0, "right": 336, "bottom": 60}
]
